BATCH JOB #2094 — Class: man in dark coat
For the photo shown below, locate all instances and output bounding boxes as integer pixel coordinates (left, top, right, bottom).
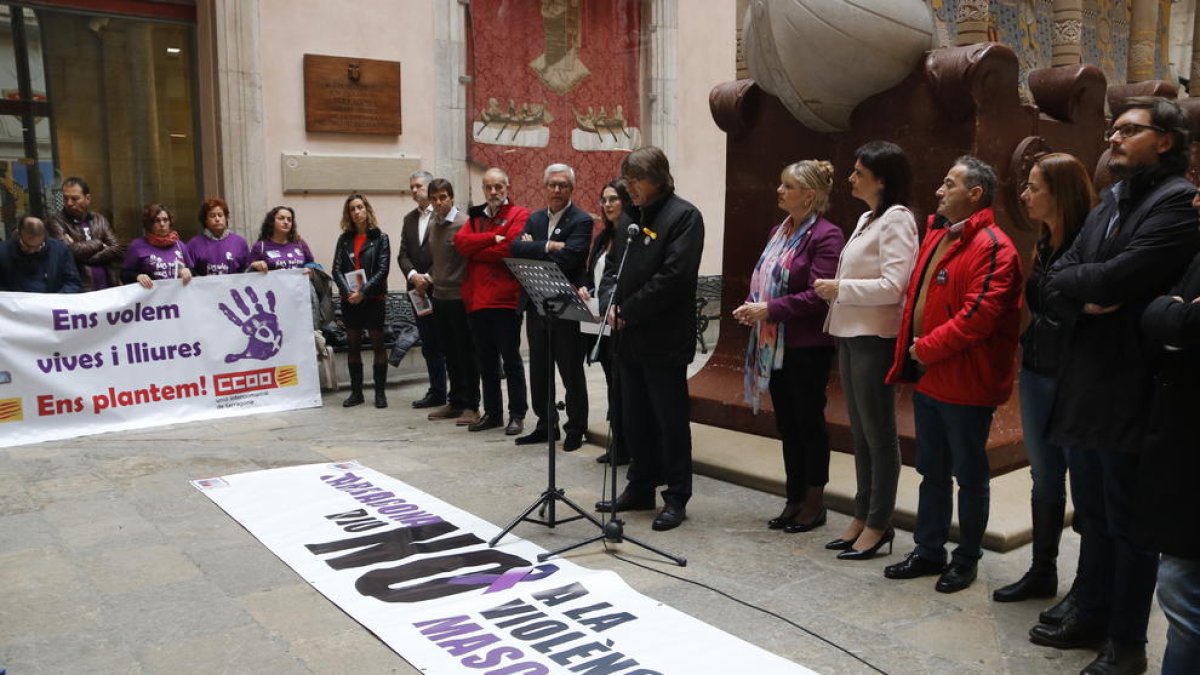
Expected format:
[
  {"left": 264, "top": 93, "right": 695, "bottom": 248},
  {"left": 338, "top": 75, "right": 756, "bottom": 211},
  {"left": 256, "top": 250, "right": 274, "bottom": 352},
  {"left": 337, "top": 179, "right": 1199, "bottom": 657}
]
[
  {"left": 509, "top": 163, "right": 593, "bottom": 451},
  {"left": 594, "top": 146, "right": 704, "bottom": 532},
  {"left": 1139, "top": 228, "right": 1200, "bottom": 675},
  {"left": 0, "top": 216, "right": 81, "bottom": 293},
  {"left": 45, "top": 176, "right": 122, "bottom": 291},
  {"left": 1033, "top": 96, "right": 1200, "bottom": 675},
  {"left": 397, "top": 170, "right": 448, "bottom": 409}
]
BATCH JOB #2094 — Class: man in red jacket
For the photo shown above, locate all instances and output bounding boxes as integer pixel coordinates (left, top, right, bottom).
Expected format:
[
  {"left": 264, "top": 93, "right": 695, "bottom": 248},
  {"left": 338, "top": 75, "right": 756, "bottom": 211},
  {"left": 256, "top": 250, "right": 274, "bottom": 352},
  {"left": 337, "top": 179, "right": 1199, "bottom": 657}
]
[
  {"left": 453, "top": 167, "right": 530, "bottom": 433},
  {"left": 883, "top": 155, "right": 1023, "bottom": 593}
]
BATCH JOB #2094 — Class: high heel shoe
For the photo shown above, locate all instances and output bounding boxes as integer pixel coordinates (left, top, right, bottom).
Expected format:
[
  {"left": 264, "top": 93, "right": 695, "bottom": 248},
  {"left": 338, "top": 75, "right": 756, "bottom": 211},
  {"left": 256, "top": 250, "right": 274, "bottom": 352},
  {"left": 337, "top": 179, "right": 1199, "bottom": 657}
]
[
  {"left": 837, "top": 528, "right": 894, "bottom": 560},
  {"left": 825, "top": 536, "right": 858, "bottom": 551}
]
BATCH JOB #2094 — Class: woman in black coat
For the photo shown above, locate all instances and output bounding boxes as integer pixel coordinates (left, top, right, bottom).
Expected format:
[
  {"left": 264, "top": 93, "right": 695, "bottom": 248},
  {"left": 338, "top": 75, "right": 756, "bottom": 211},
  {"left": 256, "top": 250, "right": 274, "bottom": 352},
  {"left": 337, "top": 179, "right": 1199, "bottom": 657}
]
[{"left": 332, "top": 193, "right": 392, "bottom": 408}]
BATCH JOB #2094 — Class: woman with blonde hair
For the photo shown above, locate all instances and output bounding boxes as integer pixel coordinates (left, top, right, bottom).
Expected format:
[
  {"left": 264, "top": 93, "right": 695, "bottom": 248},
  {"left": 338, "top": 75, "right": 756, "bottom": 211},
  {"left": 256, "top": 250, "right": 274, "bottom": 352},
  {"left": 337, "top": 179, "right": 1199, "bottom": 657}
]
[
  {"left": 331, "top": 193, "right": 392, "bottom": 408},
  {"left": 733, "top": 160, "right": 845, "bottom": 532}
]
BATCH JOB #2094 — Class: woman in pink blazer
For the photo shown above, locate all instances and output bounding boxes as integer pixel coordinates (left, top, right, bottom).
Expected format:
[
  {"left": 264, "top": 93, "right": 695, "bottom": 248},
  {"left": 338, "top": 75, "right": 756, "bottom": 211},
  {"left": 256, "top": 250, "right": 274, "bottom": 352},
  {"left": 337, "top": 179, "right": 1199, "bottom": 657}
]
[{"left": 814, "top": 141, "right": 919, "bottom": 560}]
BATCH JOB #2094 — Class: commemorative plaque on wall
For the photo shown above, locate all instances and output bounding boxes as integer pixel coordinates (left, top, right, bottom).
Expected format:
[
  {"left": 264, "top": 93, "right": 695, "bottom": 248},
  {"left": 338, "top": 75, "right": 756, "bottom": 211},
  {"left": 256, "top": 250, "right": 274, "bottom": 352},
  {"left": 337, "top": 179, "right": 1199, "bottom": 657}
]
[{"left": 303, "top": 54, "right": 402, "bottom": 135}]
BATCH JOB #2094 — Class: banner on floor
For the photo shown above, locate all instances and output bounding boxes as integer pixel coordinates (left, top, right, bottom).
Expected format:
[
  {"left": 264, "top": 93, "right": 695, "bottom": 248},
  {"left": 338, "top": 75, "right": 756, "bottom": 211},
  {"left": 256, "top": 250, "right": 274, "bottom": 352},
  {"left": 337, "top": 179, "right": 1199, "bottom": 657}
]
[
  {"left": 194, "top": 462, "right": 814, "bottom": 674},
  {"left": 0, "top": 270, "right": 321, "bottom": 447}
]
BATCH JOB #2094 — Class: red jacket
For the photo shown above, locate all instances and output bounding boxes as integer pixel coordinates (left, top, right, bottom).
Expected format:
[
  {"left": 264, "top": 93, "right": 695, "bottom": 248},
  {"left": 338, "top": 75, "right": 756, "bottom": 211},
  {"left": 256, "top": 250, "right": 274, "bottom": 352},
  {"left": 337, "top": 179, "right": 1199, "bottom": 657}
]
[
  {"left": 454, "top": 201, "right": 530, "bottom": 312},
  {"left": 886, "top": 207, "right": 1023, "bottom": 407}
]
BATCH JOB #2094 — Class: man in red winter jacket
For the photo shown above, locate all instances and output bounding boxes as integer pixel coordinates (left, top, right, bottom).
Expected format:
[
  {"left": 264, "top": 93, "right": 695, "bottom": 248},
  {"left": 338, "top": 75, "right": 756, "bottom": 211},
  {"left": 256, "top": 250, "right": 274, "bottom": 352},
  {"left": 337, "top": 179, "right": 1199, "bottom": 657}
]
[
  {"left": 882, "top": 155, "right": 1023, "bottom": 594},
  {"left": 454, "top": 167, "right": 530, "bottom": 434}
]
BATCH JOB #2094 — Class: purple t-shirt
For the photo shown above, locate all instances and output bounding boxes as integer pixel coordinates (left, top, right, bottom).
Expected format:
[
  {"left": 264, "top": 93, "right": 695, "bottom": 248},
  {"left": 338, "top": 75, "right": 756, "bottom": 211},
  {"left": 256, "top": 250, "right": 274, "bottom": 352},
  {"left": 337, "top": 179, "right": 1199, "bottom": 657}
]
[
  {"left": 122, "top": 237, "right": 194, "bottom": 280},
  {"left": 249, "top": 239, "right": 314, "bottom": 270},
  {"left": 188, "top": 232, "right": 250, "bottom": 275}
]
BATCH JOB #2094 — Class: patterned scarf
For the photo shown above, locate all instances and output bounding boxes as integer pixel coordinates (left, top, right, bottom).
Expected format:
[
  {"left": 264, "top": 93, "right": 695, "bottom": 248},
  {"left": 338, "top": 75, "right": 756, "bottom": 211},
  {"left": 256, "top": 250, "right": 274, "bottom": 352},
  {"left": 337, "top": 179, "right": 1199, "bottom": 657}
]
[{"left": 743, "top": 214, "right": 814, "bottom": 412}]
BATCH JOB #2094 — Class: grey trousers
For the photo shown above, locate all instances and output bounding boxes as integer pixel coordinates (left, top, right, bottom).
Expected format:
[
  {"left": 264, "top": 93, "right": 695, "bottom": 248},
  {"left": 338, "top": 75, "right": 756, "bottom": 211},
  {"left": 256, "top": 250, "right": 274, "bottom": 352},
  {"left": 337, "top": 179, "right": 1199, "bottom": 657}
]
[{"left": 839, "top": 335, "right": 901, "bottom": 530}]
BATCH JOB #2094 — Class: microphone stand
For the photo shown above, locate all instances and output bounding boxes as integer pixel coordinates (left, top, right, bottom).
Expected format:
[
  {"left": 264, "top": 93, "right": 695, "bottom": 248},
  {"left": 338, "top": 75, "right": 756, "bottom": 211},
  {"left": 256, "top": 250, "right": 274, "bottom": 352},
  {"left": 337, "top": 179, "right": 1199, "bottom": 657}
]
[{"left": 545, "top": 222, "right": 686, "bottom": 566}]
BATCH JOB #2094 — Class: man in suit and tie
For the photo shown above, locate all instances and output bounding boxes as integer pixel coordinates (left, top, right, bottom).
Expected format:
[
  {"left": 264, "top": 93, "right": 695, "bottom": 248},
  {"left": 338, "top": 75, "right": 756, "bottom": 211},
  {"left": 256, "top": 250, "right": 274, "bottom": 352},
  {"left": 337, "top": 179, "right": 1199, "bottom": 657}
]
[
  {"left": 510, "top": 163, "right": 594, "bottom": 451},
  {"left": 397, "top": 170, "right": 448, "bottom": 409}
]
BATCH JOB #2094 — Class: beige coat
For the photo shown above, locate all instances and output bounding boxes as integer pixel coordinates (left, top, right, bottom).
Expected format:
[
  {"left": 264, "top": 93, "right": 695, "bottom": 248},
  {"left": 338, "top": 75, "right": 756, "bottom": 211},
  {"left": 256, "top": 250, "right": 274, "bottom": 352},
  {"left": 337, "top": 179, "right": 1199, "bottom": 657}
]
[{"left": 823, "top": 205, "right": 919, "bottom": 338}]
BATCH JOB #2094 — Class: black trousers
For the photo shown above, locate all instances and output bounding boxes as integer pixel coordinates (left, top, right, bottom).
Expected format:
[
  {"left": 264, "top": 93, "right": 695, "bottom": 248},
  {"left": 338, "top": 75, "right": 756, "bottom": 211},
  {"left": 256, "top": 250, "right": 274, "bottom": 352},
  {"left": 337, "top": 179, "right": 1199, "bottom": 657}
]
[
  {"left": 526, "top": 310, "right": 588, "bottom": 434},
  {"left": 467, "top": 308, "right": 527, "bottom": 418},
  {"left": 621, "top": 359, "right": 692, "bottom": 505},
  {"left": 431, "top": 297, "right": 478, "bottom": 411},
  {"left": 768, "top": 346, "right": 834, "bottom": 502}
]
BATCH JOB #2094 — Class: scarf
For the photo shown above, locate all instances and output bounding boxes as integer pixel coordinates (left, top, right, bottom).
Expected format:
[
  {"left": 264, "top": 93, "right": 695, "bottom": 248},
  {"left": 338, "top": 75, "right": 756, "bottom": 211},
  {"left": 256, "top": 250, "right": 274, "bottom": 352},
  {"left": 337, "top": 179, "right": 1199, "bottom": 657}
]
[
  {"left": 202, "top": 228, "right": 230, "bottom": 241},
  {"left": 147, "top": 230, "right": 180, "bottom": 248},
  {"left": 743, "top": 213, "right": 815, "bottom": 412}
]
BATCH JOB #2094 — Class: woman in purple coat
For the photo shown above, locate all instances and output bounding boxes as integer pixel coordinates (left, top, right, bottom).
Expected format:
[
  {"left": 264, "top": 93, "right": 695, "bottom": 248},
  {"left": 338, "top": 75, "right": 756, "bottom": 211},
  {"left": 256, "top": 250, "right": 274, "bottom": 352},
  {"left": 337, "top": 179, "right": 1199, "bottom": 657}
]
[
  {"left": 248, "top": 206, "right": 315, "bottom": 272},
  {"left": 733, "top": 160, "right": 846, "bottom": 533},
  {"left": 121, "top": 203, "right": 194, "bottom": 288},
  {"left": 187, "top": 197, "right": 250, "bottom": 275}
]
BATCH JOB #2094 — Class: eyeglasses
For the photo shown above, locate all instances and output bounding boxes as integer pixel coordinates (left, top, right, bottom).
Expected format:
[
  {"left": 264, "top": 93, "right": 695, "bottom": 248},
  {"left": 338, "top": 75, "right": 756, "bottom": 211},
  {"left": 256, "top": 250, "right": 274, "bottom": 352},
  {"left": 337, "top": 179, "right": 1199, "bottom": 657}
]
[
  {"left": 1104, "top": 123, "right": 1166, "bottom": 141},
  {"left": 600, "top": 196, "right": 622, "bottom": 205},
  {"left": 546, "top": 181, "right": 572, "bottom": 191}
]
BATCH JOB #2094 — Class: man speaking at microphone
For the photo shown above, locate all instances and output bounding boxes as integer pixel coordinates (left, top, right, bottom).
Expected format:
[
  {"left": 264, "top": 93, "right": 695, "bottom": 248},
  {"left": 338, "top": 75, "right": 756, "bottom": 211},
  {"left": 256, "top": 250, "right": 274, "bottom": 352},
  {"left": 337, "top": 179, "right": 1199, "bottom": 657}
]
[{"left": 594, "top": 146, "right": 704, "bottom": 532}]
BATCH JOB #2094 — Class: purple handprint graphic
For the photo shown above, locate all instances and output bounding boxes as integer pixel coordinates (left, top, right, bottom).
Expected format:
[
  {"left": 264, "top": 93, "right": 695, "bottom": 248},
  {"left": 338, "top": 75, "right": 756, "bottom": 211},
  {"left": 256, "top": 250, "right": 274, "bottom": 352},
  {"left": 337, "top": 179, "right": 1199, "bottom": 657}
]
[{"left": 219, "top": 286, "right": 283, "bottom": 363}]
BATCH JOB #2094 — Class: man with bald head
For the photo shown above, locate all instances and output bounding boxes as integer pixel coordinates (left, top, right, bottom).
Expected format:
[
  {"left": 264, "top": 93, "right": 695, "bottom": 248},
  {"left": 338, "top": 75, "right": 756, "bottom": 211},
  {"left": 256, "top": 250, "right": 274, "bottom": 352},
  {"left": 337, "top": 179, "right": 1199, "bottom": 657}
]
[
  {"left": 453, "top": 167, "right": 530, "bottom": 434},
  {"left": 0, "top": 216, "right": 81, "bottom": 293}
]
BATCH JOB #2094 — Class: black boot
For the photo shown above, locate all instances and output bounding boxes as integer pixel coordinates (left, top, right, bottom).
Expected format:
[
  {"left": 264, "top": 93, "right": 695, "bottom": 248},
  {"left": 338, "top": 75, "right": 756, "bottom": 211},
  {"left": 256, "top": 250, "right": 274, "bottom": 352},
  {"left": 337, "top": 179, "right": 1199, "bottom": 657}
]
[
  {"left": 994, "top": 498, "right": 1063, "bottom": 602},
  {"left": 372, "top": 364, "right": 388, "bottom": 408},
  {"left": 343, "top": 363, "right": 364, "bottom": 407}
]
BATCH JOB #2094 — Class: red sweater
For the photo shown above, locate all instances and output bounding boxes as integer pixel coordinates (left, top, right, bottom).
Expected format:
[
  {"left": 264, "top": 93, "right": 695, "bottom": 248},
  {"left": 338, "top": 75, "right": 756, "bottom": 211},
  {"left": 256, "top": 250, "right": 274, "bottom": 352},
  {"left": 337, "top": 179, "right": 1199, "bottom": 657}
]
[
  {"left": 886, "top": 207, "right": 1023, "bottom": 407},
  {"left": 454, "top": 201, "right": 531, "bottom": 312}
]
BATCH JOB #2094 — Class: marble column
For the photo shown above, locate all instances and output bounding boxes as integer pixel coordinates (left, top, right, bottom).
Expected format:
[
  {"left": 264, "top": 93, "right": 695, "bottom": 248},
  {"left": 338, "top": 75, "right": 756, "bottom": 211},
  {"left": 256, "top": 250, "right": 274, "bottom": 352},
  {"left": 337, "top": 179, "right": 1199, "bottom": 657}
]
[
  {"left": 205, "top": 0, "right": 267, "bottom": 237},
  {"left": 647, "top": 0, "right": 678, "bottom": 160},
  {"left": 1190, "top": 0, "right": 1200, "bottom": 96},
  {"left": 1051, "top": 0, "right": 1083, "bottom": 66},
  {"left": 955, "top": 0, "right": 990, "bottom": 46},
  {"left": 1127, "top": 0, "right": 1160, "bottom": 83},
  {"left": 433, "top": 0, "right": 469, "bottom": 194}
]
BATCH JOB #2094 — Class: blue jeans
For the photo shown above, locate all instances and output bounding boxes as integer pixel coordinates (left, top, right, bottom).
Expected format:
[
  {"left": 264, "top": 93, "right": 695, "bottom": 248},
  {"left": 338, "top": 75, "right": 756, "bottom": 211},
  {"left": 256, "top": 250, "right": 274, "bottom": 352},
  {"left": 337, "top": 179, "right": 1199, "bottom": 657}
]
[
  {"left": 1160, "top": 555, "right": 1200, "bottom": 675},
  {"left": 912, "top": 392, "right": 995, "bottom": 564},
  {"left": 1018, "top": 368, "right": 1067, "bottom": 504}
]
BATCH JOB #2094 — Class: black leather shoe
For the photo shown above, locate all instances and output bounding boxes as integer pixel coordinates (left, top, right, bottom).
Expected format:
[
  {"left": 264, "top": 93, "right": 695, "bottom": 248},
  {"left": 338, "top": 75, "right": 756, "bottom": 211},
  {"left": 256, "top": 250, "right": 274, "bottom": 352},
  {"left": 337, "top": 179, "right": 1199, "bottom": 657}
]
[
  {"left": 1039, "top": 585, "right": 1078, "bottom": 626},
  {"left": 505, "top": 417, "right": 524, "bottom": 436},
  {"left": 993, "top": 566, "right": 1057, "bottom": 602},
  {"left": 515, "top": 427, "right": 559, "bottom": 446},
  {"left": 935, "top": 561, "right": 978, "bottom": 593},
  {"left": 595, "top": 450, "right": 630, "bottom": 466},
  {"left": 884, "top": 552, "right": 946, "bottom": 580},
  {"left": 468, "top": 413, "right": 503, "bottom": 432},
  {"left": 562, "top": 431, "right": 584, "bottom": 452},
  {"left": 652, "top": 503, "right": 686, "bottom": 531},
  {"left": 1028, "top": 610, "right": 1106, "bottom": 650},
  {"left": 783, "top": 509, "right": 827, "bottom": 533},
  {"left": 412, "top": 392, "right": 446, "bottom": 409},
  {"left": 594, "top": 489, "right": 655, "bottom": 513},
  {"left": 1080, "top": 639, "right": 1147, "bottom": 675}
]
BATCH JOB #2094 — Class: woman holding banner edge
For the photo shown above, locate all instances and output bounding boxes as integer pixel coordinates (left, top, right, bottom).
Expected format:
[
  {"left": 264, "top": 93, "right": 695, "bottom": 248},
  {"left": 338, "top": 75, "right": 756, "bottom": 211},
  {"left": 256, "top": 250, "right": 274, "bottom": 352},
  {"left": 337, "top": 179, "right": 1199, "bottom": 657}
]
[{"left": 121, "top": 203, "right": 194, "bottom": 289}]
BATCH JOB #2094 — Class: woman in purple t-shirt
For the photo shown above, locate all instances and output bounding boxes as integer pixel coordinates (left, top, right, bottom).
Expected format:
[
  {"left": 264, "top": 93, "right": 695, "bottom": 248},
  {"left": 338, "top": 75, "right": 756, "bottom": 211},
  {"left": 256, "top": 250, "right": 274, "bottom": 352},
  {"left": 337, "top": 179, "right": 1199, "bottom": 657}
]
[
  {"left": 248, "top": 206, "right": 315, "bottom": 272},
  {"left": 187, "top": 197, "right": 250, "bottom": 275},
  {"left": 121, "top": 203, "right": 195, "bottom": 288}
]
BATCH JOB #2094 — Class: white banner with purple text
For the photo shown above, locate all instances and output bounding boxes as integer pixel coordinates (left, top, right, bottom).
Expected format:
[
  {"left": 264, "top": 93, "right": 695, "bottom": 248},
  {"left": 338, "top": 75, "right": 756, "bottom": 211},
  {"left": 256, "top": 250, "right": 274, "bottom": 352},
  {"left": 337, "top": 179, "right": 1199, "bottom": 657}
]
[
  {"left": 0, "top": 270, "right": 321, "bottom": 447},
  {"left": 193, "top": 462, "right": 815, "bottom": 674}
]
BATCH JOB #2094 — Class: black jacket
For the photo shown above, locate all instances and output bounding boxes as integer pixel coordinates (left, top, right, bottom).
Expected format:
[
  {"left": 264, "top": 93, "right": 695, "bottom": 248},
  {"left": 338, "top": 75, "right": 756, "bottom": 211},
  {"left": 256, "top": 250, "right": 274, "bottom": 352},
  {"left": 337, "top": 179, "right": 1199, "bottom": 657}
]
[
  {"left": 1045, "top": 171, "right": 1200, "bottom": 453},
  {"left": 0, "top": 237, "right": 81, "bottom": 293},
  {"left": 510, "top": 201, "right": 594, "bottom": 311},
  {"left": 1020, "top": 232, "right": 1078, "bottom": 376},
  {"left": 396, "top": 206, "right": 433, "bottom": 280},
  {"left": 1138, "top": 250, "right": 1200, "bottom": 557},
  {"left": 332, "top": 227, "right": 391, "bottom": 299},
  {"left": 602, "top": 189, "right": 704, "bottom": 365}
]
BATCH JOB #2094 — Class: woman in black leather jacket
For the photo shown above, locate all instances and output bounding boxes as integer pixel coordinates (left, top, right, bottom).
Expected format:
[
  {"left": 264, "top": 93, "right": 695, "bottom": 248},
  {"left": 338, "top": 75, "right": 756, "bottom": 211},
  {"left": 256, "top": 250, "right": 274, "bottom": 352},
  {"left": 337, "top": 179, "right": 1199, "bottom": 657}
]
[
  {"left": 332, "top": 193, "right": 392, "bottom": 408},
  {"left": 993, "top": 153, "right": 1095, "bottom": 612}
]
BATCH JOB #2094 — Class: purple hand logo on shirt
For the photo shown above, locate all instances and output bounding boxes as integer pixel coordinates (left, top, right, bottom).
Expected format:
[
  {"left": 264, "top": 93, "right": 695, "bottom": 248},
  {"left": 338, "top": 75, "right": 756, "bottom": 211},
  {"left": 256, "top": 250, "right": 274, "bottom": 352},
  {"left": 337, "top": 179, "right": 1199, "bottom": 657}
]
[{"left": 219, "top": 286, "right": 283, "bottom": 363}]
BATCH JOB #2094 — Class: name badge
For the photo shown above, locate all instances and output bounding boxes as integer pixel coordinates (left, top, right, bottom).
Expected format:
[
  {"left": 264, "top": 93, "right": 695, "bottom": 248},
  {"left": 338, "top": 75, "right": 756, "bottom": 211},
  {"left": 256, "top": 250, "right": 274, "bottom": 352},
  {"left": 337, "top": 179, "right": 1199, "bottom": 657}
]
[
  {"left": 267, "top": 250, "right": 281, "bottom": 259},
  {"left": 935, "top": 269, "right": 949, "bottom": 285}
]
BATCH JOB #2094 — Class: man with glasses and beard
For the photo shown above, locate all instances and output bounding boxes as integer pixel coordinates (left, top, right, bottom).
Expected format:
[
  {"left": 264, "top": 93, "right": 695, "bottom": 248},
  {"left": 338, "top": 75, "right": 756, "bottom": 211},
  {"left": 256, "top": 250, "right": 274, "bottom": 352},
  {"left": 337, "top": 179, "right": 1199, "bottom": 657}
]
[{"left": 1032, "top": 97, "right": 1200, "bottom": 675}]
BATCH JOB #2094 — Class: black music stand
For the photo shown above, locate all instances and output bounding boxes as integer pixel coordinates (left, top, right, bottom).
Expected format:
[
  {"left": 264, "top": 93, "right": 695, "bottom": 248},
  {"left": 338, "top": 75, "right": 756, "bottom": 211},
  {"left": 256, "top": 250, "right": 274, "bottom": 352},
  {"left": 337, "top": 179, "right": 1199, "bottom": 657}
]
[{"left": 491, "top": 258, "right": 685, "bottom": 567}]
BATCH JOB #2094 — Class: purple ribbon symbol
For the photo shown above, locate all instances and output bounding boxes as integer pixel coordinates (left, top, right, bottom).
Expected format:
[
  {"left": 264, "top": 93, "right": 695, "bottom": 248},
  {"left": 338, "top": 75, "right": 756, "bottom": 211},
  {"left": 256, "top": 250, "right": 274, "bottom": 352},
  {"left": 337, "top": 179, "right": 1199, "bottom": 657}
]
[{"left": 447, "top": 564, "right": 559, "bottom": 593}]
